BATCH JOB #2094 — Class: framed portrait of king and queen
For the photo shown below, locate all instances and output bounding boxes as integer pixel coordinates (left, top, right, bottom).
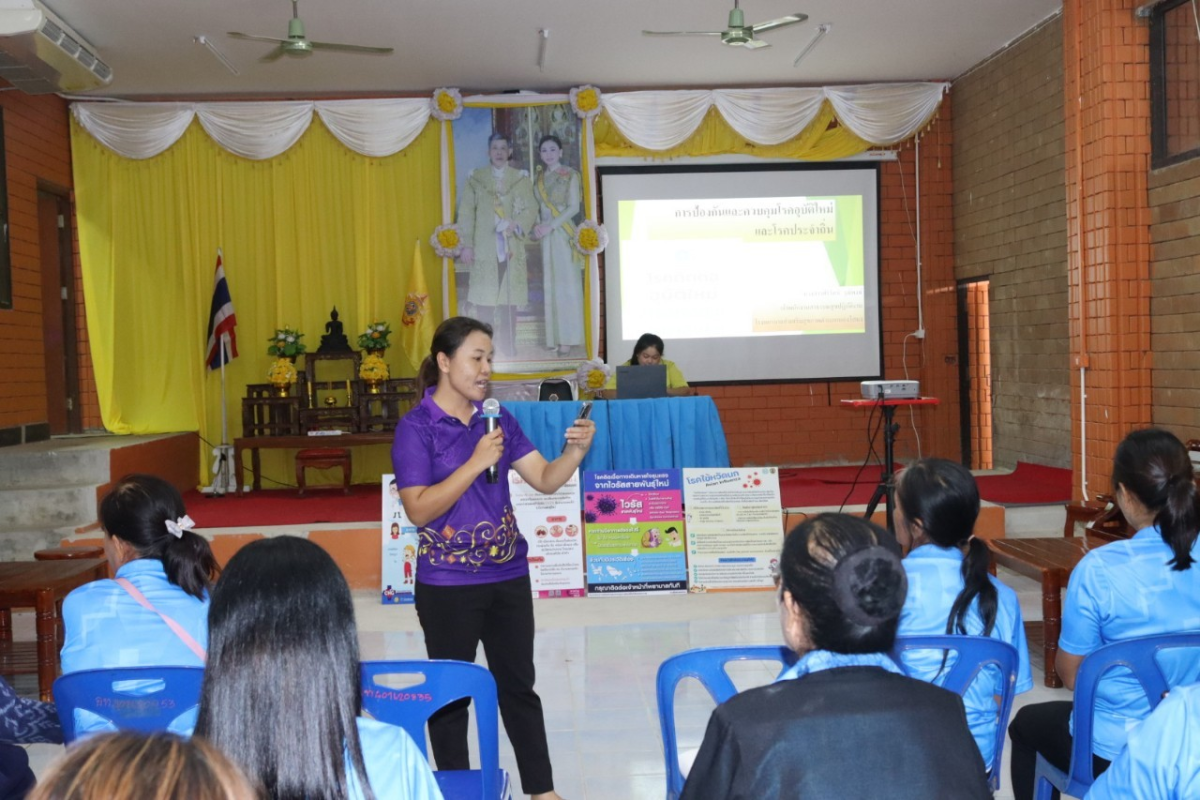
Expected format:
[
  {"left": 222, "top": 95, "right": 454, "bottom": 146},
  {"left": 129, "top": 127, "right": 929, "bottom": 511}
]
[{"left": 452, "top": 104, "right": 586, "bottom": 370}]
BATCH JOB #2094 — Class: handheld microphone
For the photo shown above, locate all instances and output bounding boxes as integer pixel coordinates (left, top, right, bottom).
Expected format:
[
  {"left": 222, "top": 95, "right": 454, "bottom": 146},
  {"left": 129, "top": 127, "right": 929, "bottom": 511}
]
[{"left": 482, "top": 398, "right": 501, "bottom": 484}]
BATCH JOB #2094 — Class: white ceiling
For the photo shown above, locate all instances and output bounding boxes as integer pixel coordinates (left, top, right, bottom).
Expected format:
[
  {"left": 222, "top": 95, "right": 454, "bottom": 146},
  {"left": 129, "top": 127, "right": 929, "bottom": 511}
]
[{"left": 47, "top": 0, "right": 1062, "bottom": 99}]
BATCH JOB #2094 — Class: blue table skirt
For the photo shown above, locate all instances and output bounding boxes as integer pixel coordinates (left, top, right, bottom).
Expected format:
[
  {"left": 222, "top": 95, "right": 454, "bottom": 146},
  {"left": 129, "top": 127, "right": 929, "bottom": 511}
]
[{"left": 506, "top": 397, "right": 731, "bottom": 471}]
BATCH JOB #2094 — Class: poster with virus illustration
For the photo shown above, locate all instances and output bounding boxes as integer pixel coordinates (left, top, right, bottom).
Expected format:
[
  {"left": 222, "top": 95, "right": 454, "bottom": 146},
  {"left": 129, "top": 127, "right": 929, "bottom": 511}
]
[
  {"left": 681, "top": 468, "right": 783, "bottom": 592},
  {"left": 509, "top": 468, "right": 586, "bottom": 599},
  {"left": 381, "top": 474, "right": 418, "bottom": 605},
  {"left": 582, "top": 470, "right": 687, "bottom": 596}
]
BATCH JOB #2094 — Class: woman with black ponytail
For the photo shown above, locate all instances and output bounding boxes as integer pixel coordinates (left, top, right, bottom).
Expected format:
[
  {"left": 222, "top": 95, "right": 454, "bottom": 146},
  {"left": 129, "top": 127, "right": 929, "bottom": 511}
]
[
  {"left": 61, "top": 474, "right": 216, "bottom": 735},
  {"left": 893, "top": 458, "right": 1034, "bottom": 770},
  {"left": 1009, "top": 428, "right": 1200, "bottom": 800}
]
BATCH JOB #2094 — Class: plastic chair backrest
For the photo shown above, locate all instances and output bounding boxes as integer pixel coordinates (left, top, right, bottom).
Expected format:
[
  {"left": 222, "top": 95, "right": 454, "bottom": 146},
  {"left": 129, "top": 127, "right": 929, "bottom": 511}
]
[
  {"left": 1034, "top": 631, "right": 1200, "bottom": 800},
  {"left": 655, "top": 645, "right": 795, "bottom": 799},
  {"left": 890, "top": 635, "right": 1019, "bottom": 790},
  {"left": 538, "top": 379, "right": 573, "bottom": 402},
  {"left": 52, "top": 666, "right": 205, "bottom": 744},
  {"left": 360, "top": 660, "right": 506, "bottom": 800}
]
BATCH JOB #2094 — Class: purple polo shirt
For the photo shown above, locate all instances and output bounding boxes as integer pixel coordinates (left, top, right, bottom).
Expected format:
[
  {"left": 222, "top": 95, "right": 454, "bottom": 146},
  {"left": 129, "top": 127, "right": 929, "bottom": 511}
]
[{"left": 391, "top": 391, "right": 537, "bottom": 586}]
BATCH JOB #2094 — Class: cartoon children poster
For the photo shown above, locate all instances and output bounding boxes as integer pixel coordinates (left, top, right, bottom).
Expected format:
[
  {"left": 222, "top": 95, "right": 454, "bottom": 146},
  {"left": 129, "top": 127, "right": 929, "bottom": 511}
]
[{"left": 381, "top": 474, "right": 418, "bottom": 604}]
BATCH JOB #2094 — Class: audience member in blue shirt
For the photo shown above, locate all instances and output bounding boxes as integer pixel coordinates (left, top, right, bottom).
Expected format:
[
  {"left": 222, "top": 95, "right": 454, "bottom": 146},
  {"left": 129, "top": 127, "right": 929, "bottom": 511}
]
[
  {"left": 1087, "top": 682, "right": 1200, "bottom": 800},
  {"left": 60, "top": 474, "right": 216, "bottom": 736},
  {"left": 894, "top": 458, "right": 1034, "bottom": 770},
  {"left": 1008, "top": 428, "right": 1200, "bottom": 800},
  {"left": 196, "top": 536, "right": 443, "bottom": 800}
]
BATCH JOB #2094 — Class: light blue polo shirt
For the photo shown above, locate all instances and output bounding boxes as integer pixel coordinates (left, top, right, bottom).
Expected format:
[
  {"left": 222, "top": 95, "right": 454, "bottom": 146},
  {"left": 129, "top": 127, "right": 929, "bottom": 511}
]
[
  {"left": 352, "top": 717, "right": 444, "bottom": 800},
  {"left": 1058, "top": 526, "right": 1200, "bottom": 760},
  {"left": 1087, "top": 682, "right": 1200, "bottom": 800},
  {"left": 898, "top": 544, "right": 1033, "bottom": 767}
]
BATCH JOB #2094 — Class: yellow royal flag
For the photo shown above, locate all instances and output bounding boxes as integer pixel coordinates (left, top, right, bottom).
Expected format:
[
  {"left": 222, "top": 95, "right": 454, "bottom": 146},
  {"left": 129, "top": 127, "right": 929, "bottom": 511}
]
[{"left": 401, "top": 240, "right": 436, "bottom": 371}]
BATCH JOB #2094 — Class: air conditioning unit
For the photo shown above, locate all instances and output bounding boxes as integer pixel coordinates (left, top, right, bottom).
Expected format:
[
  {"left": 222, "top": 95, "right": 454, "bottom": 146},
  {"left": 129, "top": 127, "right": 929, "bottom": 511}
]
[{"left": 0, "top": 0, "right": 111, "bottom": 94}]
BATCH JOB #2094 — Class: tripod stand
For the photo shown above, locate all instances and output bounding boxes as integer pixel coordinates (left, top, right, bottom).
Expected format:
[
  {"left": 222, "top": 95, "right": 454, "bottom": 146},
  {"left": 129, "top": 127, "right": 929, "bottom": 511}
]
[{"left": 840, "top": 396, "right": 940, "bottom": 532}]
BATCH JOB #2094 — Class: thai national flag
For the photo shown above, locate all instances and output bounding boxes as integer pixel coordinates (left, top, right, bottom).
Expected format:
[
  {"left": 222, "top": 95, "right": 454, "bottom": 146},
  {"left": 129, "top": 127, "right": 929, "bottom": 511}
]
[{"left": 205, "top": 249, "right": 238, "bottom": 370}]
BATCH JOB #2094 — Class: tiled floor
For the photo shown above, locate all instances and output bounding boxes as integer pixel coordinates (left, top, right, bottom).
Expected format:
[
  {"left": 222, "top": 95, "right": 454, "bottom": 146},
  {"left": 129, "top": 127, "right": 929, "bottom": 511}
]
[{"left": 19, "top": 504, "right": 1071, "bottom": 799}]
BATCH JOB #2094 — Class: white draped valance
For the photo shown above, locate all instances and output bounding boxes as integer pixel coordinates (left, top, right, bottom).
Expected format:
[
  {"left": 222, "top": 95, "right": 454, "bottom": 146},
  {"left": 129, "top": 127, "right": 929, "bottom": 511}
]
[
  {"left": 72, "top": 82, "right": 947, "bottom": 160},
  {"left": 72, "top": 98, "right": 432, "bottom": 160}
]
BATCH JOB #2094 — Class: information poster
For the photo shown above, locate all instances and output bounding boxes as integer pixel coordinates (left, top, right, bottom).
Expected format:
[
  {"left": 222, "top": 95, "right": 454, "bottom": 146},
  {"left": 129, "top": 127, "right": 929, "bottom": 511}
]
[
  {"left": 583, "top": 470, "right": 687, "bottom": 595},
  {"left": 510, "top": 469, "right": 585, "bottom": 598},
  {"left": 682, "top": 468, "right": 784, "bottom": 592},
  {"left": 381, "top": 475, "right": 417, "bottom": 605}
]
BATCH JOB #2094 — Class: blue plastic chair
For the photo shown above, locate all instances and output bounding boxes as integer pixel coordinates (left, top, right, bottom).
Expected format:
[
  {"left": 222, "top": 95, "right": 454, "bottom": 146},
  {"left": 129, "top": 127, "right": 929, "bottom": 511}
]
[
  {"left": 360, "top": 660, "right": 511, "bottom": 800},
  {"left": 656, "top": 645, "right": 796, "bottom": 799},
  {"left": 890, "top": 635, "right": 1020, "bottom": 791},
  {"left": 1033, "top": 631, "right": 1200, "bottom": 800},
  {"left": 52, "top": 666, "right": 205, "bottom": 743}
]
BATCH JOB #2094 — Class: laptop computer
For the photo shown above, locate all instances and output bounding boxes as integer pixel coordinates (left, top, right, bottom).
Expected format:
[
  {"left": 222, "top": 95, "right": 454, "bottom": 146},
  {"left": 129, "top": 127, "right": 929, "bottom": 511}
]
[{"left": 616, "top": 364, "right": 668, "bottom": 399}]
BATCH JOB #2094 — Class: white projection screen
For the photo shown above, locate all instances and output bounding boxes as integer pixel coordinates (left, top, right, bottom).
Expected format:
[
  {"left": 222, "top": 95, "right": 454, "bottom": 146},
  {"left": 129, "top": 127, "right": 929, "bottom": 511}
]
[{"left": 599, "top": 164, "right": 882, "bottom": 383}]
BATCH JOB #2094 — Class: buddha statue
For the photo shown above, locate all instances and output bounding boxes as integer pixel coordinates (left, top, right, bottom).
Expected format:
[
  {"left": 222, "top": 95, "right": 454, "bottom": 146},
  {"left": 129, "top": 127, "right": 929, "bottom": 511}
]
[{"left": 317, "top": 307, "right": 352, "bottom": 353}]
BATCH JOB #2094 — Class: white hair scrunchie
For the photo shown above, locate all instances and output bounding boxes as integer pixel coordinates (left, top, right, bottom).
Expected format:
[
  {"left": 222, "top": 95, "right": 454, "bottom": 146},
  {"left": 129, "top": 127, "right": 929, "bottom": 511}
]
[{"left": 164, "top": 514, "right": 196, "bottom": 539}]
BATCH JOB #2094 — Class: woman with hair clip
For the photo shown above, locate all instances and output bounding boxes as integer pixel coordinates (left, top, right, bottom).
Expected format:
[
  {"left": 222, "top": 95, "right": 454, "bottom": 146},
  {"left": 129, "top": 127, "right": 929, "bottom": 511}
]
[
  {"left": 392, "top": 316, "right": 593, "bottom": 800},
  {"left": 1008, "top": 427, "right": 1200, "bottom": 800},
  {"left": 195, "top": 536, "right": 442, "bottom": 800},
  {"left": 61, "top": 474, "right": 215, "bottom": 735},
  {"left": 894, "top": 458, "right": 1034, "bottom": 768},
  {"left": 681, "top": 513, "right": 990, "bottom": 799}
]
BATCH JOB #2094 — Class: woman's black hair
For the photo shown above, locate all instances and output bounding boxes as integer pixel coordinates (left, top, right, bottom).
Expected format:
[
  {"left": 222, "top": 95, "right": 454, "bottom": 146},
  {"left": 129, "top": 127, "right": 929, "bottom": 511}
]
[
  {"left": 1112, "top": 428, "right": 1200, "bottom": 570},
  {"left": 416, "top": 316, "right": 494, "bottom": 395},
  {"left": 896, "top": 458, "right": 997, "bottom": 637},
  {"left": 538, "top": 133, "right": 563, "bottom": 150},
  {"left": 628, "top": 333, "right": 665, "bottom": 366},
  {"left": 99, "top": 474, "right": 216, "bottom": 600},
  {"left": 779, "top": 513, "right": 907, "bottom": 654},
  {"left": 195, "top": 536, "right": 373, "bottom": 800}
]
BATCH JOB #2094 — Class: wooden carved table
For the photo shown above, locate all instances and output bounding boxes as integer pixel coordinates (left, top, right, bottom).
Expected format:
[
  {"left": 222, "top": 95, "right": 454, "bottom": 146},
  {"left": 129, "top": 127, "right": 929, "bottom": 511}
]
[
  {"left": 986, "top": 535, "right": 1109, "bottom": 688},
  {"left": 0, "top": 559, "right": 108, "bottom": 700}
]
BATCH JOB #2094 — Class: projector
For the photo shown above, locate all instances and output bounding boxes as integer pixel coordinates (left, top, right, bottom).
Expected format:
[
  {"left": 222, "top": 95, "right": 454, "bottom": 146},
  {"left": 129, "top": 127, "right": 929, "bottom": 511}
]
[{"left": 860, "top": 380, "right": 920, "bottom": 400}]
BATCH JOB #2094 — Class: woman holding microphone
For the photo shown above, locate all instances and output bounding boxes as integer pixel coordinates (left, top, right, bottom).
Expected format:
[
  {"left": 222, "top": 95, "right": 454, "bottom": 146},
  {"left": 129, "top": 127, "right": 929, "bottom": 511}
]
[{"left": 391, "top": 316, "right": 593, "bottom": 800}]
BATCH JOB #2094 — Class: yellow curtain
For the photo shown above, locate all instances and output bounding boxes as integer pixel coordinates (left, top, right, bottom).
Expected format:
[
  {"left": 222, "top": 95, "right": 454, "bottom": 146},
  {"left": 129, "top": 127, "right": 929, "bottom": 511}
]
[
  {"left": 72, "top": 117, "right": 442, "bottom": 486},
  {"left": 593, "top": 102, "right": 871, "bottom": 160}
]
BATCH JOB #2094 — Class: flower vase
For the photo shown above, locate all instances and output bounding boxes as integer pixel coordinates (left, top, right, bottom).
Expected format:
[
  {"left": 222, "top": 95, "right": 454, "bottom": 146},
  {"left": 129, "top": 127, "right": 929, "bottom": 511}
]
[
  {"left": 365, "top": 380, "right": 383, "bottom": 395},
  {"left": 272, "top": 384, "right": 290, "bottom": 398}
]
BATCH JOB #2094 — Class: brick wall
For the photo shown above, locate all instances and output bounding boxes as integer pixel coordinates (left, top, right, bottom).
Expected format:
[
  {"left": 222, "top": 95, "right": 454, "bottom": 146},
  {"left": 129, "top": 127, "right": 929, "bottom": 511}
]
[
  {"left": 0, "top": 91, "right": 97, "bottom": 435},
  {"left": 1149, "top": 157, "right": 1200, "bottom": 435},
  {"left": 951, "top": 15, "right": 1071, "bottom": 469},
  {"left": 698, "top": 101, "right": 960, "bottom": 467}
]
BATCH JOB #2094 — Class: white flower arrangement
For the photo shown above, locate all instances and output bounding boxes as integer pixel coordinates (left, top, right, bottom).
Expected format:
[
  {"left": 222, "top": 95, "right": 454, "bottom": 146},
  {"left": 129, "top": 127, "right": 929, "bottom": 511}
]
[
  {"left": 430, "top": 223, "right": 465, "bottom": 258},
  {"left": 575, "top": 358, "right": 612, "bottom": 398},
  {"left": 572, "top": 220, "right": 609, "bottom": 256},
  {"left": 431, "top": 88, "right": 463, "bottom": 122},
  {"left": 569, "top": 85, "right": 603, "bottom": 120}
]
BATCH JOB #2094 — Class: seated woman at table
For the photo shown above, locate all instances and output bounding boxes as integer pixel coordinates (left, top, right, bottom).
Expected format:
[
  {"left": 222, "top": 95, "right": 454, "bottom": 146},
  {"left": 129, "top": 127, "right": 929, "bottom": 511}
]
[
  {"left": 681, "top": 513, "right": 991, "bottom": 799},
  {"left": 1008, "top": 428, "right": 1200, "bottom": 800},
  {"left": 893, "top": 458, "right": 1033, "bottom": 770},
  {"left": 597, "top": 333, "right": 692, "bottom": 399},
  {"left": 60, "top": 474, "right": 214, "bottom": 735},
  {"left": 196, "top": 536, "right": 442, "bottom": 800}
]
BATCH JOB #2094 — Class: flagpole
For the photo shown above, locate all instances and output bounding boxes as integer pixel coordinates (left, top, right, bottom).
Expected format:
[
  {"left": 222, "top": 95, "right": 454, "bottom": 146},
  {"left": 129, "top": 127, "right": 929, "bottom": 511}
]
[{"left": 213, "top": 332, "right": 233, "bottom": 495}]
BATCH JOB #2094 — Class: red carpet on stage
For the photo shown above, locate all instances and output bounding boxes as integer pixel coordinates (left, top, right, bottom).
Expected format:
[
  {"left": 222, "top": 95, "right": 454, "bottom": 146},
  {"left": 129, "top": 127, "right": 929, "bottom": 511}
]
[
  {"left": 974, "top": 461, "right": 1072, "bottom": 505},
  {"left": 183, "top": 486, "right": 381, "bottom": 529},
  {"left": 779, "top": 460, "right": 1071, "bottom": 508}
]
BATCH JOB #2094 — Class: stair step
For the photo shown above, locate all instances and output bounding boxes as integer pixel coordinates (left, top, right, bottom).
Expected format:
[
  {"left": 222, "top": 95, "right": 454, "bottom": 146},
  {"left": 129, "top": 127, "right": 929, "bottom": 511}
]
[
  {"left": 0, "top": 527, "right": 83, "bottom": 561},
  {"left": 0, "top": 485, "right": 97, "bottom": 531},
  {"left": 0, "top": 441, "right": 110, "bottom": 489}
]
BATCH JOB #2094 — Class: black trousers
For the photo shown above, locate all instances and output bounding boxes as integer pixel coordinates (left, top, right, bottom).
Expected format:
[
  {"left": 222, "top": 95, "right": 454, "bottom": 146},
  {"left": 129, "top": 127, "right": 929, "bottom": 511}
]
[
  {"left": 415, "top": 575, "right": 553, "bottom": 796},
  {"left": 1008, "top": 701, "right": 1111, "bottom": 800}
]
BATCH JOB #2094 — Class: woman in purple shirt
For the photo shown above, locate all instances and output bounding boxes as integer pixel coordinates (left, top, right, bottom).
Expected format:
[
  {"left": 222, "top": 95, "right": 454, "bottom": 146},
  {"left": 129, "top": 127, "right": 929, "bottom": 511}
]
[{"left": 392, "top": 316, "right": 594, "bottom": 800}]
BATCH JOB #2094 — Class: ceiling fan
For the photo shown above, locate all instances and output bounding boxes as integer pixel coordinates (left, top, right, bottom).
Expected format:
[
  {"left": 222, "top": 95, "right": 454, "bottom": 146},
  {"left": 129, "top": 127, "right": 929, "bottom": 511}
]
[
  {"left": 228, "top": 0, "right": 394, "bottom": 62},
  {"left": 643, "top": 1, "right": 807, "bottom": 49}
]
